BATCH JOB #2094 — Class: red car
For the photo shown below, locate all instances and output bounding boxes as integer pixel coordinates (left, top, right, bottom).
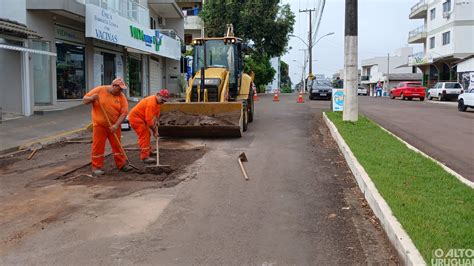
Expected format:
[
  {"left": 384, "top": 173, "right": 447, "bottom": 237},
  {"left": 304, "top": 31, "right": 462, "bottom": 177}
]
[{"left": 389, "top": 82, "right": 426, "bottom": 101}]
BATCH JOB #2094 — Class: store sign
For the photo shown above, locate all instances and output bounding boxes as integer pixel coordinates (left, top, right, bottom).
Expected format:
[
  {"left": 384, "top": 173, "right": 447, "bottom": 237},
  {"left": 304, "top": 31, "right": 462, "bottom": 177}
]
[
  {"left": 55, "top": 25, "right": 85, "bottom": 43},
  {"left": 85, "top": 4, "right": 180, "bottom": 60},
  {"left": 332, "top": 89, "right": 344, "bottom": 112},
  {"left": 408, "top": 52, "right": 433, "bottom": 66},
  {"left": 129, "top": 25, "right": 163, "bottom": 52}
]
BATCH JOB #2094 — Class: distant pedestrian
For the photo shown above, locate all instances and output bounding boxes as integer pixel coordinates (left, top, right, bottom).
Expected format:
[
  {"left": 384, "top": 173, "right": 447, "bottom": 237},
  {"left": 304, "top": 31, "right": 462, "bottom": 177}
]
[{"left": 376, "top": 82, "right": 383, "bottom": 97}]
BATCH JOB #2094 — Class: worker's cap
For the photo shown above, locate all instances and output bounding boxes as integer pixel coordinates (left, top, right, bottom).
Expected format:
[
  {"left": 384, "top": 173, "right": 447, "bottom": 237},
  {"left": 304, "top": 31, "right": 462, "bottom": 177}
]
[
  {"left": 112, "top": 78, "right": 127, "bottom": 90},
  {"left": 158, "top": 89, "right": 170, "bottom": 101}
]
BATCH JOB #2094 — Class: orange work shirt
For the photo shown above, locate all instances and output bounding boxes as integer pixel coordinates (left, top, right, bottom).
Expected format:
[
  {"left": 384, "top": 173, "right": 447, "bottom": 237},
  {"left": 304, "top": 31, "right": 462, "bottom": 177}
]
[
  {"left": 85, "top": 86, "right": 129, "bottom": 127},
  {"left": 129, "top": 95, "right": 161, "bottom": 127}
]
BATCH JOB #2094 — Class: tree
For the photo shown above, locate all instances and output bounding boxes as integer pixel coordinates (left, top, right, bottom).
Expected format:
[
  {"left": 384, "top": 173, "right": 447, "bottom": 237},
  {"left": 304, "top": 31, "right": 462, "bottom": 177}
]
[
  {"left": 200, "top": 0, "right": 295, "bottom": 87},
  {"left": 244, "top": 54, "right": 275, "bottom": 93},
  {"left": 280, "top": 60, "right": 292, "bottom": 93}
]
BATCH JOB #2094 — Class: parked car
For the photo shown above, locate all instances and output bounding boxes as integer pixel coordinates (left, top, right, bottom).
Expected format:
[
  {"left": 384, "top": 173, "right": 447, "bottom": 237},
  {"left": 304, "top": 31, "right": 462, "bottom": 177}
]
[
  {"left": 389, "top": 82, "right": 426, "bottom": 101},
  {"left": 458, "top": 89, "right": 474, "bottom": 112},
  {"left": 427, "top": 82, "right": 464, "bottom": 101},
  {"left": 357, "top": 87, "right": 368, "bottom": 96},
  {"left": 309, "top": 80, "right": 333, "bottom": 100}
]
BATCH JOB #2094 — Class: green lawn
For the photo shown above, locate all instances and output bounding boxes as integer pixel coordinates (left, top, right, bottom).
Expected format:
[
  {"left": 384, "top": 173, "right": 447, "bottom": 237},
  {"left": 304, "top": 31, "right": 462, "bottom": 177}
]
[{"left": 326, "top": 112, "right": 474, "bottom": 262}]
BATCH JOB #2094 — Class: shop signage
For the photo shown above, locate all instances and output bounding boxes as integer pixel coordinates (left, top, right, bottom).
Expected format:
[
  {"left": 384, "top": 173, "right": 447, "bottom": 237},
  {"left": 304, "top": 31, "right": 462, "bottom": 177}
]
[
  {"left": 332, "top": 89, "right": 344, "bottom": 111},
  {"left": 129, "top": 25, "right": 163, "bottom": 52},
  {"left": 408, "top": 52, "right": 433, "bottom": 66},
  {"left": 85, "top": 4, "right": 180, "bottom": 60},
  {"left": 55, "top": 25, "right": 85, "bottom": 43}
]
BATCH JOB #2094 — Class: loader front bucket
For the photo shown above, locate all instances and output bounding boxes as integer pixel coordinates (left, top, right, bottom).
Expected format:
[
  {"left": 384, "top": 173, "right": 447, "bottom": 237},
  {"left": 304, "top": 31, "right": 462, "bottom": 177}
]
[{"left": 158, "top": 102, "right": 243, "bottom": 138}]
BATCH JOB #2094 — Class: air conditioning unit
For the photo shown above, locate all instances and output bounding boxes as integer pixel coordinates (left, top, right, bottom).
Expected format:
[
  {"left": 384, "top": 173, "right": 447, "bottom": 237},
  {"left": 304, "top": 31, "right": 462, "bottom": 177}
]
[
  {"left": 157, "top": 16, "right": 166, "bottom": 27},
  {"left": 443, "top": 11, "right": 450, "bottom": 18}
]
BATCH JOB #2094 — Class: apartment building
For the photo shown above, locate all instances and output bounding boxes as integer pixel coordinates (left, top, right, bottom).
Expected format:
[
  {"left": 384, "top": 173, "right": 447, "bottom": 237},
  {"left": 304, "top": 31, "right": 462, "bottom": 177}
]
[
  {"left": 176, "top": 0, "right": 203, "bottom": 48},
  {"left": 361, "top": 47, "right": 422, "bottom": 96},
  {"left": 0, "top": 0, "right": 184, "bottom": 117},
  {"left": 407, "top": 0, "right": 474, "bottom": 87}
]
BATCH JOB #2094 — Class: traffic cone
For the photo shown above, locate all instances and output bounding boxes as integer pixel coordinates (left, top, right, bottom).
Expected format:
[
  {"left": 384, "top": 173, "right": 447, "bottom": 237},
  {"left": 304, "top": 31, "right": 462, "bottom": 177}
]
[
  {"left": 273, "top": 91, "right": 279, "bottom": 102},
  {"left": 297, "top": 91, "right": 304, "bottom": 103},
  {"left": 253, "top": 89, "right": 259, "bottom": 101}
]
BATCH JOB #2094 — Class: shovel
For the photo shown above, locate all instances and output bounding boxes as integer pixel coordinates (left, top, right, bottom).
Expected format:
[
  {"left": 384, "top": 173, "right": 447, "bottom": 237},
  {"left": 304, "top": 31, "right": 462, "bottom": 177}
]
[{"left": 146, "top": 136, "right": 172, "bottom": 174}]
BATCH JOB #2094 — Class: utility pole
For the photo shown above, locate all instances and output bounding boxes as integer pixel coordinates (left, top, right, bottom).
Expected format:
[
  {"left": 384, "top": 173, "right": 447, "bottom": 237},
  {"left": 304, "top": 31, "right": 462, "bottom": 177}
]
[
  {"left": 343, "top": 0, "right": 358, "bottom": 121},
  {"left": 299, "top": 8, "right": 316, "bottom": 78},
  {"left": 386, "top": 53, "right": 390, "bottom": 93}
]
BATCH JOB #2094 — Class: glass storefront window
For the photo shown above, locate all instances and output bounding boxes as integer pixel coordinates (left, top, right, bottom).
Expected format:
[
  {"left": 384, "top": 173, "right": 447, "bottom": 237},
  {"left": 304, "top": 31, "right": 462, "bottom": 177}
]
[
  {"left": 56, "top": 42, "right": 85, "bottom": 99},
  {"left": 127, "top": 54, "right": 142, "bottom": 97},
  {"left": 32, "top": 41, "right": 52, "bottom": 105}
]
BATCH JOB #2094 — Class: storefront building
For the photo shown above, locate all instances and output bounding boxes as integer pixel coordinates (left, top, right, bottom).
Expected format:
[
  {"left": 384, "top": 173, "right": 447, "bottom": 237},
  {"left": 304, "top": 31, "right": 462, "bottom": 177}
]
[{"left": 1, "top": 0, "right": 183, "bottom": 117}]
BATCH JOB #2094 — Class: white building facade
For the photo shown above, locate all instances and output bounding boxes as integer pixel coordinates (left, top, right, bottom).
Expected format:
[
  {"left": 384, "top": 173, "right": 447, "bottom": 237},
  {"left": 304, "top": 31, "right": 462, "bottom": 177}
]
[
  {"left": 266, "top": 57, "right": 280, "bottom": 93},
  {"left": 407, "top": 0, "right": 474, "bottom": 87},
  {"left": 361, "top": 47, "right": 422, "bottom": 95},
  {"left": 0, "top": 0, "right": 184, "bottom": 117}
]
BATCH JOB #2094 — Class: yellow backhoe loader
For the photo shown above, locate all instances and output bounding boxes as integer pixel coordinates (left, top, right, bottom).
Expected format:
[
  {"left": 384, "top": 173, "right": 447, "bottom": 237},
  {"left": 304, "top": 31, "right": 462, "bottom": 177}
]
[{"left": 158, "top": 25, "right": 255, "bottom": 138}]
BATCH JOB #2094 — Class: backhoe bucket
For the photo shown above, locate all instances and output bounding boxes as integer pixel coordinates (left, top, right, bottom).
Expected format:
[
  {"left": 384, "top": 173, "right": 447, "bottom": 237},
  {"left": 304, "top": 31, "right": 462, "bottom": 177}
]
[{"left": 158, "top": 102, "right": 243, "bottom": 138}]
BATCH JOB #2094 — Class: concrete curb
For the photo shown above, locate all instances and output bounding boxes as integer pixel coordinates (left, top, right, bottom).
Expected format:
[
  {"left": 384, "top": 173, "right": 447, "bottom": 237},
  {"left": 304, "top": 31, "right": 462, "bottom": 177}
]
[
  {"left": 1, "top": 124, "right": 91, "bottom": 156},
  {"left": 322, "top": 112, "right": 426, "bottom": 266},
  {"left": 377, "top": 125, "right": 474, "bottom": 189}
]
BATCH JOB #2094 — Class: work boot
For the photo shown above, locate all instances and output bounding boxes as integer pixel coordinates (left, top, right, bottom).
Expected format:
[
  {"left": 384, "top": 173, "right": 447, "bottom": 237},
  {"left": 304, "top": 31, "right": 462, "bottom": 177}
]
[
  {"left": 120, "top": 164, "right": 133, "bottom": 172},
  {"left": 92, "top": 169, "right": 105, "bottom": 176},
  {"left": 142, "top": 157, "right": 156, "bottom": 164}
]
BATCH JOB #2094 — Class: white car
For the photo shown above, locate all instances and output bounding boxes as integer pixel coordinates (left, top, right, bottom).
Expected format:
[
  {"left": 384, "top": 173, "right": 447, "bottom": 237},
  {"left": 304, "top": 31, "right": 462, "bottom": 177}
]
[
  {"left": 357, "top": 87, "right": 368, "bottom": 96},
  {"left": 427, "top": 82, "right": 464, "bottom": 101},
  {"left": 458, "top": 89, "right": 474, "bottom": 112}
]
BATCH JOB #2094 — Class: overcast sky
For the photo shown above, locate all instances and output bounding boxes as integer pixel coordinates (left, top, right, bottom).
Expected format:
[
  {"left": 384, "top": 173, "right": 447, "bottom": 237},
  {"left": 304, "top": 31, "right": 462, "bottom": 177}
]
[{"left": 281, "top": 0, "right": 424, "bottom": 84}]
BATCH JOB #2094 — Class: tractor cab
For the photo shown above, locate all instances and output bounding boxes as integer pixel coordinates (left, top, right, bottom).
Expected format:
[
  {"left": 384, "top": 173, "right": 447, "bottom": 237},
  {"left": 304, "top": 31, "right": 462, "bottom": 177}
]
[{"left": 189, "top": 35, "right": 245, "bottom": 102}]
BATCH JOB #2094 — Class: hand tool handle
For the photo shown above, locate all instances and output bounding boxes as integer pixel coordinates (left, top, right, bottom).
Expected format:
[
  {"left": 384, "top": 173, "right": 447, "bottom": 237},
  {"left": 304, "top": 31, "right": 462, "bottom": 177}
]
[
  {"left": 97, "top": 99, "right": 129, "bottom": 162},
  {"left": 238, "top": 158, "right": 249, "bottom": 181},
  {"left": 155, "top": 136, "right": 160, "bottom": 166}
]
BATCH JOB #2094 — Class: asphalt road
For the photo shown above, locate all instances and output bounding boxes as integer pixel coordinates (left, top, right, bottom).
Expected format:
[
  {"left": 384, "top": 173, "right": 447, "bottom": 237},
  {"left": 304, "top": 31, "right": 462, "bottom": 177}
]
[
  {"left": 359, "top": 96, "right": 474, "bottom": 181},
  {"left": 1, "top": 94, "right": 397, "bottom": 265}
]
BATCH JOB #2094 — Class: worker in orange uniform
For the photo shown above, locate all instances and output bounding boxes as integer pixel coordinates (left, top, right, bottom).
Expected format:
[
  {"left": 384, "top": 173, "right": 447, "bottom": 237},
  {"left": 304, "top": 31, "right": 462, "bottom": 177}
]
[
  {"left": 82, "top": 78, "right": 132, "bottom": 176},
  {"left": 128, "top": 89, "right": 170, "bottom": 164}
]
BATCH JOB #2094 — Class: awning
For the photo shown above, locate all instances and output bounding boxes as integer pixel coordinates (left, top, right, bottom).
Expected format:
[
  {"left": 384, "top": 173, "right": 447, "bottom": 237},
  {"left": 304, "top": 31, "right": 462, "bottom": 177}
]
[
  {"left": 0, "top": 18, "right": 42, "bottom": 39},
  {"left": 0, "top": 44, "right": 57, "bottom": 56}
]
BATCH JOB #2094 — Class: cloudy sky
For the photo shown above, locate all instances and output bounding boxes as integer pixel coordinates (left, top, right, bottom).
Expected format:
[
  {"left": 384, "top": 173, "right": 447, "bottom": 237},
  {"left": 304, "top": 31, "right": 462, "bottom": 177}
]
[{"left": 281, "top": 0, "right": 424, "bottom": 84}]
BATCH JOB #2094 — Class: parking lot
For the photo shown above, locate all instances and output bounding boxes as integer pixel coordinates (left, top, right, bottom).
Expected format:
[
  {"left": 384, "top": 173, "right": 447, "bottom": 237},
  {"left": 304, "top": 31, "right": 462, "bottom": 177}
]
[{"left": 358, "top": 96, "right": 474, "bottom": 181}]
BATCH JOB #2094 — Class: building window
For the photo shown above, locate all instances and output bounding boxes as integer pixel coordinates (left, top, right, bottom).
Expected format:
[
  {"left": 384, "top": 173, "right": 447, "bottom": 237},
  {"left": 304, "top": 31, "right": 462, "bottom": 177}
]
[
  {"left": 185, "top": 34, "right": 193, "bottom": 45},
  {"left": 443, "top": 0, "right": 451, "bottom": 13},
  {"left": 430, "top": 36, "right": 435, "bottom": 49},
  {"left": 412, "top": 66, "right": 417, "bottom": 74},
  {"left": 127, "top": 54, "right": 142, "bottom": 97},
  {"left": 150, "top": 17, "right": 157, "bottom": 29},
  {"left": 442, "top": 31, "right": 450, "bottom": 45},
  {"left": 56, "top": 42, "right": 86, "bottom": 100},
  {"left": 32, "top": 41, "right": 52, "bottom": 105},
  {"left": 430, "top": 8, "right": 436, "bottom": 20}
]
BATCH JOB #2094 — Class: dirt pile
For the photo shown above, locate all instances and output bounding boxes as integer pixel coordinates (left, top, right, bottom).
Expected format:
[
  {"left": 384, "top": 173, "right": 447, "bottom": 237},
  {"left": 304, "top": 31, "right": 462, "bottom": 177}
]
[{"left": 160, "top": 111, "right": 240, "bottom": 126}]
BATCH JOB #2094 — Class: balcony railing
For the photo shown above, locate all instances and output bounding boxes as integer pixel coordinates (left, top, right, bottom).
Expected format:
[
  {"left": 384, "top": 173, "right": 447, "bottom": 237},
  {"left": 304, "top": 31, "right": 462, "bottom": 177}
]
[
  {"left": 159, "top": 29, "right": 183, "bottom": 43},
  {"left": 411, "top": 0, "right": 426, "bottom": 13},
  {"left": 77, "top": 0, "right": 149, "bottom": 26},
  {"left": 409, "top": 25, "right": 426, "bottom": 39},
  {"left": 410, "top": 0, "right": 428, "bottom": 19}
]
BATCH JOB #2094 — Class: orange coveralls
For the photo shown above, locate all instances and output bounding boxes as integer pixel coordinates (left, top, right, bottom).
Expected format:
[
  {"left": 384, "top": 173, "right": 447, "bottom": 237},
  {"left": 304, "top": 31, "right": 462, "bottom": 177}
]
[
  {"left": 85, "top": 86, "right": 129, "bottom": 170},
  {"left": 128, "top": 95, "right": 161, "bottom": 160}
]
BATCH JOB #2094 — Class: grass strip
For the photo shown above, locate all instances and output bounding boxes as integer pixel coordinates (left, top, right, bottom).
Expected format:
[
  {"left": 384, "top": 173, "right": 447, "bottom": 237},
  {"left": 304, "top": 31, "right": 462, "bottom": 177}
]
[{"left": 326, "top": 111, "right": 473, "bottom": 262}]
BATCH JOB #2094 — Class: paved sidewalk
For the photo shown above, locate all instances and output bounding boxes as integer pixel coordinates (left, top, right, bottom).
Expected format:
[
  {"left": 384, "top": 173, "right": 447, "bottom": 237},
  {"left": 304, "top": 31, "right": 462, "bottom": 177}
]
[{"left": 0, "top": 105, "right": 92, "bottom": 153}]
